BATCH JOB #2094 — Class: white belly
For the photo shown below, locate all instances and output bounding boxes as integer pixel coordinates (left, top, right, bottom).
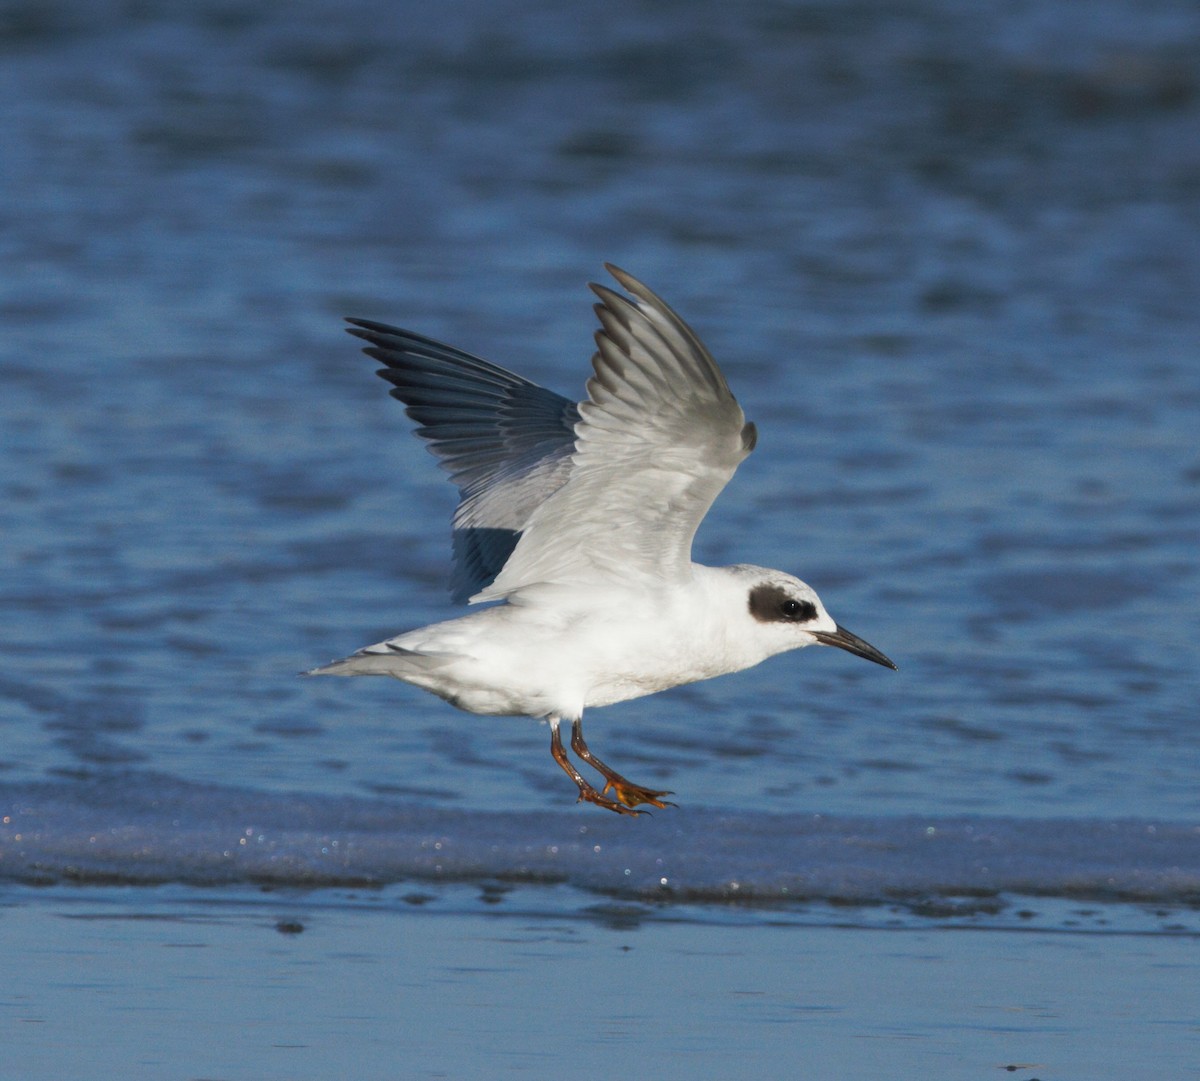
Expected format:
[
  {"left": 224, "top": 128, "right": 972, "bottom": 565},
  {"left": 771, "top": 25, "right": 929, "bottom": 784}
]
[{"left": 382, "top": 588, "right": 741, "bottom": 719}]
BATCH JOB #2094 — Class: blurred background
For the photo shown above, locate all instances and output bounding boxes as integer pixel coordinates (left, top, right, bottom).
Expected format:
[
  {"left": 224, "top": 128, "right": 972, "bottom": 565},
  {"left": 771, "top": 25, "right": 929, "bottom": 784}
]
[{"left": 2, "top": 0, "right": 1198, "bottom": 822}]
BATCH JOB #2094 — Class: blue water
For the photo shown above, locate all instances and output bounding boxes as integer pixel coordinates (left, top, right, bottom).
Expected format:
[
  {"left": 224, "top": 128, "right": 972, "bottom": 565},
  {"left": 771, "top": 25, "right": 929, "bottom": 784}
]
[{"left": 2, "top": 0, "right": 1199, "bottom": 922}]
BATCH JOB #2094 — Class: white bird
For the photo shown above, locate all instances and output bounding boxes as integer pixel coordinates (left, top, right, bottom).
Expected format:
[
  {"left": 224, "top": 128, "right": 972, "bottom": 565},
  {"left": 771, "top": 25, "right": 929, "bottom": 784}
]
[{"left": 309, "top": 265, "right": 895, "bottom": 815}]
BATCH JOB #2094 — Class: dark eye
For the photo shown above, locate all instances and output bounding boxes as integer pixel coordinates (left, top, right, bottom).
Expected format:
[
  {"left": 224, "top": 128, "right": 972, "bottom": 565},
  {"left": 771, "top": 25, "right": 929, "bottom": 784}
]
[
  {"left": 781, "top": 598, "right": 817, "bottom": 622},
  {"left": 748, "top": 584, "right": 818, "bottom": 625}
]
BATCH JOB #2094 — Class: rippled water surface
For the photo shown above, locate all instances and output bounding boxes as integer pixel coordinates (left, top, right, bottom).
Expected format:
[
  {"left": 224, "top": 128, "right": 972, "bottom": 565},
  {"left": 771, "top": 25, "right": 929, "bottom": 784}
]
[{"left": 2, "top": 0, "right": 1199, "bottom": 907}]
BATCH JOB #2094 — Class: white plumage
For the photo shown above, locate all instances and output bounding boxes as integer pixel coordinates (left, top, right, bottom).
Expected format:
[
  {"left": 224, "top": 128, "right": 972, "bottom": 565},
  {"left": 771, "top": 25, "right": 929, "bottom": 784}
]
[{"left": 309, "top": 265, "right": 895, "bottom": 815}]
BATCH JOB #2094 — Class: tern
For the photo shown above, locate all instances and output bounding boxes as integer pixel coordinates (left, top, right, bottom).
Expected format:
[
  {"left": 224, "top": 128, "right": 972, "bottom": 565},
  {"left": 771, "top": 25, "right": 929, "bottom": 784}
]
[{"left": 309, "top": 265, "right": 896, "bottom": 815}]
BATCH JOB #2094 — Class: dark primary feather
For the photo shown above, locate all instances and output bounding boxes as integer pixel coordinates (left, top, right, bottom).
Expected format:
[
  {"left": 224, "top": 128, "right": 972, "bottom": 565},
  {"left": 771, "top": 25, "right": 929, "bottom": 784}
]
[{"left": 345, "top": 318, "right": 580, "bottom": 601}]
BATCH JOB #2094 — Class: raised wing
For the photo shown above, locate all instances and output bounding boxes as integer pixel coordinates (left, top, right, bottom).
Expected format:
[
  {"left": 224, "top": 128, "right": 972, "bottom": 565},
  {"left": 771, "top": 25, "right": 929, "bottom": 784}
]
[
  {"left": 346, "top": 319, "right": 579, "bottom": 601},
  {"left": 476, "top": 264, "right": 757, "bottom": 601}
]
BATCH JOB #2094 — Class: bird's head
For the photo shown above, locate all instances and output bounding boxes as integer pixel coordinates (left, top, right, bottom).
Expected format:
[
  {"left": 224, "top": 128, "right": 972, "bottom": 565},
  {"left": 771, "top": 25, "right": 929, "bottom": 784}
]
[{"left": 732, "top": 567, "right": 896, "bottom": 671}]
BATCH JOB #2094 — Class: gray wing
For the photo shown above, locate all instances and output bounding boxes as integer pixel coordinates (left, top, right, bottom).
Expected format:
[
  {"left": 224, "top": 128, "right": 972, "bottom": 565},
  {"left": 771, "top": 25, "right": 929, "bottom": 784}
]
[
  {"left": 476, "top": 264, "right": 757, "bottom": 601},
  {"left": 345, "top": 318, "right": 580, "bottom": 602}
]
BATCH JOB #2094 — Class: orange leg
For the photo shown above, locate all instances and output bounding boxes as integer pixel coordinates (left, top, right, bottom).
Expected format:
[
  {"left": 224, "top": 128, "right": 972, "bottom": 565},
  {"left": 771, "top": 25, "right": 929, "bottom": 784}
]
[
  {"left": 570, "top": 719, "right": 675, "bottom": 810},
  {"left": 549, "top": 720, "right": 642, "bottom": 816}
]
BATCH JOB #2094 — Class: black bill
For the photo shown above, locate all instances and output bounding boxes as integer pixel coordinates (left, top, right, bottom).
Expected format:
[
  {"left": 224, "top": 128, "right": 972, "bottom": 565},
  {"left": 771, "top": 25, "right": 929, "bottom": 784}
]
[{"left": 812, "top": 625, "right": 897, "bottom": 670}]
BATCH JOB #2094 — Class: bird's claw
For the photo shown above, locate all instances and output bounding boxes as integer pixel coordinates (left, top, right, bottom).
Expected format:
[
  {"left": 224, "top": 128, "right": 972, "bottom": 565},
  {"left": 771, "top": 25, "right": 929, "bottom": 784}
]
[
  {"left": 553, "top": 718, "right": 674, "bottom": 816},
  {"left": 575, "top": 785, "right": 646, "bottom": 816},
  {"left": 601, "top": 779, "right": 676, "bottom": 810}
]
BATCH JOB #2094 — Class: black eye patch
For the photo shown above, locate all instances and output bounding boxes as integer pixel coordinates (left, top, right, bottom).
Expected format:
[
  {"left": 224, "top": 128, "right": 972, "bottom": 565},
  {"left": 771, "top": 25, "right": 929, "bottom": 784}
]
[{"left": 748, "top": 584, "right": 817, "bottom": 624}]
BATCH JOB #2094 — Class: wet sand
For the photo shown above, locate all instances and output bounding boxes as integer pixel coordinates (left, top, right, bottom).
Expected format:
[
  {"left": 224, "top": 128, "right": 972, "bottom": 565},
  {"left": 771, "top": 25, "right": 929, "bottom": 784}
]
[{"left": 3, "top": 887, "right": 1195, "bottom": 1080}]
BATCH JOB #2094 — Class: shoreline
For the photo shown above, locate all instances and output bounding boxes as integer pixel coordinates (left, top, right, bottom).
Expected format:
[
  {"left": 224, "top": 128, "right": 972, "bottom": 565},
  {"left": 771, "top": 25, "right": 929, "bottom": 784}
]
[{"left": 3, "top": 885, "right": 1196, "bottom": 1081}]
